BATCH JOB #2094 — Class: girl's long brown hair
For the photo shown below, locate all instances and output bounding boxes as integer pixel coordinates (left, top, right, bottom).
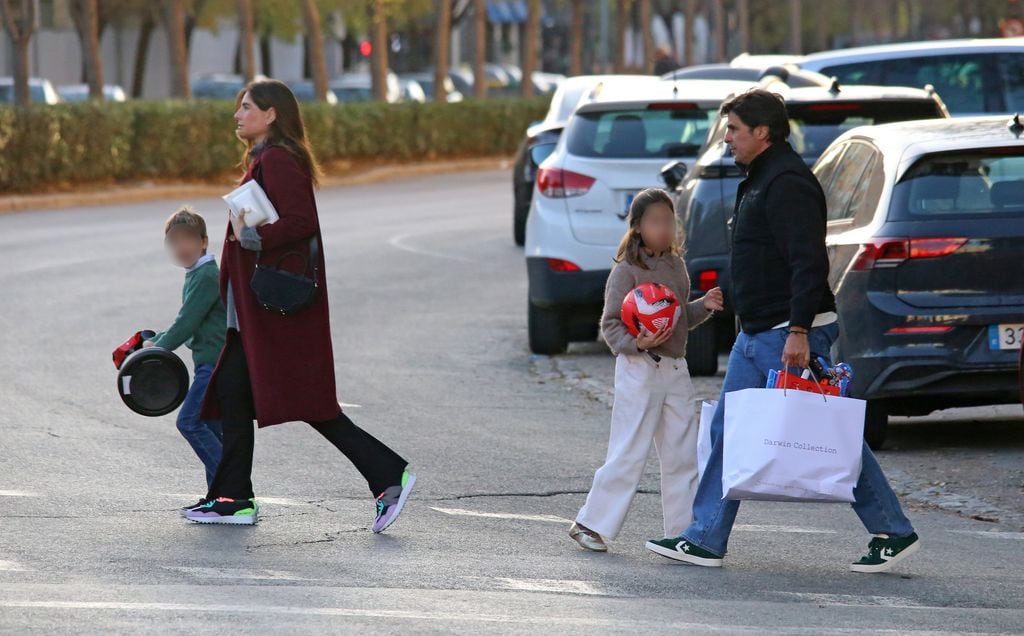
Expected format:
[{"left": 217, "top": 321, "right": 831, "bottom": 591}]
[
  {"left": 237, "top": 79, "right": 323, "bottom": 187},
  {"left": 614, "top": 188, "right": 682, "bottom": 269}
]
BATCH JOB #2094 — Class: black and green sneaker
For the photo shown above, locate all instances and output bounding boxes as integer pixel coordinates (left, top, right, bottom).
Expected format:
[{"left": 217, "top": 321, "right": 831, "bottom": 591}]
[
  {"left": 850, "top": 533, "right": 920, "bottom": 573},
  {"left": 184, "top": 497, "right": 259, "bottom": 525},
  {"left": 646, "top": 537, "right": 723, "bottom": 567}
]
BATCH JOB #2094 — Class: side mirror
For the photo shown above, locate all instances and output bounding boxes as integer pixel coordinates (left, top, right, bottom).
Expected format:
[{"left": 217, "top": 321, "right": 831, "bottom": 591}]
[{"left": 660, "top": 160, "right": 687, "bottom": 190}]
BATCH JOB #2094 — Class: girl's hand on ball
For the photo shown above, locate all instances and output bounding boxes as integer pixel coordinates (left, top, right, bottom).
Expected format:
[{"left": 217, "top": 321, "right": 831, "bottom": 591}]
[
  {"left": 637, "top": 325, "right": 673, "bottom": 350},
  {"left": 703, "top": 287, "right": 724, "bottom": 312}
]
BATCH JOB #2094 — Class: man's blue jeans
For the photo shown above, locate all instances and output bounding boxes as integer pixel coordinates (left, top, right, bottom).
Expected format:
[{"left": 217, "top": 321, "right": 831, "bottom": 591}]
[
  {"left": 177, "top": 363, "right": 223, "bottom": 488},
  {"left": 680, "top": 322, "right": 914, "bottom": 557}
]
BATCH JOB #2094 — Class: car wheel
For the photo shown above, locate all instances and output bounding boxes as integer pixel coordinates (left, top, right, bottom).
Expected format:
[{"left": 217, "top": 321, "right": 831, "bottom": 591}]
[
  {"left": 528, "top": 300, "right": 567, "bottom": 354},
  {"left": 513, "top": 202, "right": 529, "bottom": 246},
  {"left": 864, "top": 400, "right": 888, "bottom": 450},
  {"left": 686, "top": 320, "right": 718, "bottom": 376}
]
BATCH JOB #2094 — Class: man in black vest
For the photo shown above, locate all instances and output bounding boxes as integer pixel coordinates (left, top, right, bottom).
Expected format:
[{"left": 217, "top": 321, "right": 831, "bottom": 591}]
[{"left": 646, "top": 90, "right": 921, "bottom": 573}]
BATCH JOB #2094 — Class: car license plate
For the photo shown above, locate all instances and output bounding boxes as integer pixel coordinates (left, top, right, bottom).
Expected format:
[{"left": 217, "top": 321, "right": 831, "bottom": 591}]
[
  {"left": 988, "top": 324, "right": 1024, "bottom": 350},
  {"left": 624, "top": 192, "right": 636, "bottom": 217}
]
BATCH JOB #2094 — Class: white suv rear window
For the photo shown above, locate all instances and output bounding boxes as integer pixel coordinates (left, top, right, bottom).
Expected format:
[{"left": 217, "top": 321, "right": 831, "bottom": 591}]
[{"left": 566, "top": 106, "right": 716, "bottom": 158}]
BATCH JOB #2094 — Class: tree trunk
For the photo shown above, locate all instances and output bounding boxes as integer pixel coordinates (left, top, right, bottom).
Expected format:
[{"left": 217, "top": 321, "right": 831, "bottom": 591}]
[
  {"left": 0, "top": 0, "right": 36, "bottom": 108},
  {"left": 236, "top": 0, "right": 256, "bottom": 82},
  {"left": 683, "top": 0, "right": 695, "bottom": 66},
  {"left": 370, "top": 0, "right": 389, "bottom": 101},
  {"left": 473, "top": 0, "right": 486, "bottom": 98},
  {"left": 737, "top": 0, "right": 750, "bottom": 54},
  {"left": 789, "top": 0, "right": 803, "bottom": 53},
  {"left": 259, "top": 30, "right": 273, "bottom": 77},
  {"left": 71, "top": 0, "right": 105, "bottom": 101},
  {"left": 434, "top": 0, "right": 452, "bottom": 102},
  {"left": 712, "top": 0, "right": 725, "bottom": 62},
  {"left": 521, "top": 0, "right": 540, "bottom": 96},
  {"left": 569, "top": 0, "right": 583, "bottom": 76},
  {"left": 639, "top": 0, "right": 652, "bottom": 73},
  {"left": 815, "top": 0, "right": 830, "bottom": 52},
  {"left": 162, "top": 0, "right": 191, "bottom": 98},
  {"left": 131, "top": 11, "right": 154, "bottom": 99},
  {"left": 615, "top": 0, "right": 628, "bottom": 72},
  {"left": 300, "top": 0, "right": 328, "bottom": 100}
]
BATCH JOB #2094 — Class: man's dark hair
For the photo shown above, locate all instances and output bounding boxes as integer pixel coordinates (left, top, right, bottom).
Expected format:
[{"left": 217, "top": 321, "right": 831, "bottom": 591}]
[{"left": 720, "top": 89, "right": 790, "bottom": 144}]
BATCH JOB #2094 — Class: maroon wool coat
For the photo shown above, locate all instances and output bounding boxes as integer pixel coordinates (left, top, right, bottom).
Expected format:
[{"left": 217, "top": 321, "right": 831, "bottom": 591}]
[{"left": 201, "top": 145, "right": 340, "bottom": 427}]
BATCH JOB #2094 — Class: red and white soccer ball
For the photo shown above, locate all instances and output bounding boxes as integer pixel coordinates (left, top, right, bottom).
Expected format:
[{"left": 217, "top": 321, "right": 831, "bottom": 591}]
[{"left": 621, "top": 282, "right": 681, "bottom": 337}]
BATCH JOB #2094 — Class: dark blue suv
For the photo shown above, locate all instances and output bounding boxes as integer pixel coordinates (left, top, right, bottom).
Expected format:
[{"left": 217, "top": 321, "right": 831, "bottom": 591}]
[{"left": 663, "top": 81, "right": 949, "bottom": 376}]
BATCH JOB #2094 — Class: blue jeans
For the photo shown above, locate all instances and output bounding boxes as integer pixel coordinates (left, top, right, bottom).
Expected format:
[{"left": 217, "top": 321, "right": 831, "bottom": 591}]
[
  {"left": 177, "top": 363, "right": 223, "bottom": 488},
  {"left": 680, "top": 322, "right": 914, "bottom": 557}
]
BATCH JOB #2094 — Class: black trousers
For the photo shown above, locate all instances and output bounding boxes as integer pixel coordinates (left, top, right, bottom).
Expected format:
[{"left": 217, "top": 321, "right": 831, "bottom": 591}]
[{"left": 206, "top": 331, "right": 408, "bottom": 500}]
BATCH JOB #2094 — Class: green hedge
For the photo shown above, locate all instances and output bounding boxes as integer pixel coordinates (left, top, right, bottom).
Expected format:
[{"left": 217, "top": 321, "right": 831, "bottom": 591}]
[{"left": 0, "top": 96, "right": 551, "bottom": 193}]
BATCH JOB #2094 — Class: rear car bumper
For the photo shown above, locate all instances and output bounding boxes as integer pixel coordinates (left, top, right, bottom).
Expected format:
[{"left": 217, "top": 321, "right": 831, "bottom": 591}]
[
  {"left": 843, "top": 328, "right": 1022, "bottom": 412},
  {"left": 852, "top": 356, "right": 1020, "bottom": 414},
  {"left": 527, "top": 257, "right": 610, "bottom": 307}
]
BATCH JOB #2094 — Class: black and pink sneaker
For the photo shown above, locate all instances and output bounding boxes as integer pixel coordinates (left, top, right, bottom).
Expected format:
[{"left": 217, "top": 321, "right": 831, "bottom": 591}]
[
  {"left": 372, "top": 470, "right": 416, "bottom": 533},
  {"left": 185, "top": 497, "right": 258, "bottom": 525},
  {"left": 179, "top": 498, "right": 210, "bottom": 518}
]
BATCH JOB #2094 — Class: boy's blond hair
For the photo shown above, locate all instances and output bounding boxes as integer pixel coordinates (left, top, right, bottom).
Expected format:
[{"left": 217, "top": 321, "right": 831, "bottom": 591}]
[{"left": 164, "top": 205, "right": 208, "bottom": 240}]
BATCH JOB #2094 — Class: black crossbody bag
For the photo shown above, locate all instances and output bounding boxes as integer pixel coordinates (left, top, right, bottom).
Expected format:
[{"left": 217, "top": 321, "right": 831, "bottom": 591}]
[
  {"left": 247, "top": 162, "right": 320, "bottom": 315},
  {"left": 250, "top": 235, "right": 320, "bottom": 315}
]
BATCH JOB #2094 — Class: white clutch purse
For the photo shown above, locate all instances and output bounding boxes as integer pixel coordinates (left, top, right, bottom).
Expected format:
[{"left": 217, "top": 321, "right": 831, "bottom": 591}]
[{"left": 222, "top": 180, "right": 280, "bottom": 227}]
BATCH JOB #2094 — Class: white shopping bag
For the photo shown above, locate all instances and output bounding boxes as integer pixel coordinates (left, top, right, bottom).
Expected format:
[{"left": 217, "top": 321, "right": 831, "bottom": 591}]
[
  {"left": 722, "top": 387, "right": 865, "bottom": 503},
  {"left": 697, "top": 400, "right": 717, "bottom": 480}
]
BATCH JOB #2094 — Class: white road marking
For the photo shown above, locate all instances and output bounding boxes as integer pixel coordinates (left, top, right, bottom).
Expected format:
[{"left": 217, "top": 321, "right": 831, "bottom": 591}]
[
  {"left": 430, "top": 506, "right": 572, "bottom": 524},
  {"left": 776, "top": 592, "right": 925, "bottom": 608},
  {"left": 734, "top": 524, "right": 837, "bottom": 534},
  {"left": 0, "top": 561, "right": 28, "bottom": 572},
  {"left": 161, "top": 495, "right": 310, "bottom": 507},
  {"left": 161, "top": 566, "right": 319, "bottom": 581},
  {"left": 491, "top": 578, "right": 608, "bottom": 596},
  {"left": 949, "top": 530, "right": 1024, "bottom": 540},
  {"left": 387, "top": 232, "right": 478, "bottom": 263},
  {"left": 0, "top": 599, "right": 1004, "bottom": 633},
  {"left": 0, "top": 490, "right": 39, "bottom": 497}
]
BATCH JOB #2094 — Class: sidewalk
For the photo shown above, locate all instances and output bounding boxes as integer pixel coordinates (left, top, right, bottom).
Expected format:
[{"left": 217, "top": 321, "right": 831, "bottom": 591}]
[{"left": 0, "top": 156, "right": 513, "bottom": 214}]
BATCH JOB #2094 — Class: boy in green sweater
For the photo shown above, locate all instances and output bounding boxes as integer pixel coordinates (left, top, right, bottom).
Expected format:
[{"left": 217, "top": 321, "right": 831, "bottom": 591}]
[{"left": 143, "top": 206, "right": 227, "bottom": 489}]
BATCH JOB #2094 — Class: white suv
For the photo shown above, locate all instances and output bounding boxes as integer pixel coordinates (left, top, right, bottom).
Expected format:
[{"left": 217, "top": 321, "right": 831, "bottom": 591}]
[
  {"left": 524, "top": 77, "right": 753, "bottom": 354},
  {"left": 731, "top": 38, "right": 1024, "bottom": 116}
]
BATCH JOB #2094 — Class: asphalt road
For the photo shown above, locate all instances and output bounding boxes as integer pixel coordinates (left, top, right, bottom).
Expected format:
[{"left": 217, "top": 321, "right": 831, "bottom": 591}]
[{"left": 1, "top": 169, "right": 1022, "bottom": 634}]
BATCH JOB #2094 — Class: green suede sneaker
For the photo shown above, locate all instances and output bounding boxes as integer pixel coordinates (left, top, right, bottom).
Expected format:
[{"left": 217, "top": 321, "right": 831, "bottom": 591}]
[
  {"left": 646, "top": 537, "right": 723, "bottom": 567},
  {"left": 850, "top": 533, "right": 920, "bottom": 573}
]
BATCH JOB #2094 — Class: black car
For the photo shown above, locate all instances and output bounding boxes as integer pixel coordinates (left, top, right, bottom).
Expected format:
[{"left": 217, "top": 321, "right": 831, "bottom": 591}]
[
  {"left": 662, "top": 81, "right": 949, "bottom": 376},
  {"left": 815, "top": 116, "right": 1024, "bottom": 448}
]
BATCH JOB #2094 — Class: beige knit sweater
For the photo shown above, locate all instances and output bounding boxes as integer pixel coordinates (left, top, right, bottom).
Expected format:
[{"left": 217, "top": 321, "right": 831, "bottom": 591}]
[{"left": 601, "top": 252, "right": 712, "bottom": 359}]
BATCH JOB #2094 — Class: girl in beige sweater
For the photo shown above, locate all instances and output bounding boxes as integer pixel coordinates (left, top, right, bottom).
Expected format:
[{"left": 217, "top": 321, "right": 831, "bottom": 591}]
[{"left": 570, "top": 188, "right": 724, "bottom": 552}]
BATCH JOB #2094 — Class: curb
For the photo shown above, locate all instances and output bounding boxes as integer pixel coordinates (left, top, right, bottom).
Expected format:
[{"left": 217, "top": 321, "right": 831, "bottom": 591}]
[{"left": 0, "top": 155, "right": 514, "bottom": 214}]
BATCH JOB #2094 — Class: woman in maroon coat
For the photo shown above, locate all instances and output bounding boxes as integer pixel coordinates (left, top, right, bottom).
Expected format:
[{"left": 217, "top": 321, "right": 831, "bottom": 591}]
[{"left": 185, "top": 80, "right": 415, "bottom": 529}]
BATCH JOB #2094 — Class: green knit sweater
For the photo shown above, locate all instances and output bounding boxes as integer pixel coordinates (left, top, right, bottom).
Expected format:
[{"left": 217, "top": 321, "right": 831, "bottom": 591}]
[{"left": 153, "top": 258, "right": 227, "bottom": 366}]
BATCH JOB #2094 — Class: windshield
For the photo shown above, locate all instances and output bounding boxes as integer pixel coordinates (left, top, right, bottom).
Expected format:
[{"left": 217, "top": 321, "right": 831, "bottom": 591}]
[
  {"left": 566, "top": 105, "right": 717, "bottom": 159},
  {"left": 703, "top": 99, "right": 944, "bottom": 160},
  {"left": 890, "top": 148, "right": 1024, "bottom": 220}
]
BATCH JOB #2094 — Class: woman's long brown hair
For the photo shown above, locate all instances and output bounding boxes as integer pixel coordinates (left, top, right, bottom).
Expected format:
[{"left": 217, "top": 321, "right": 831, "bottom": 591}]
[
  {"left": 613, "top": 188, "right": 682, "bottom": 269},
  {"left": 236, "top": 79, "right": 323, "bottom": 187}
]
